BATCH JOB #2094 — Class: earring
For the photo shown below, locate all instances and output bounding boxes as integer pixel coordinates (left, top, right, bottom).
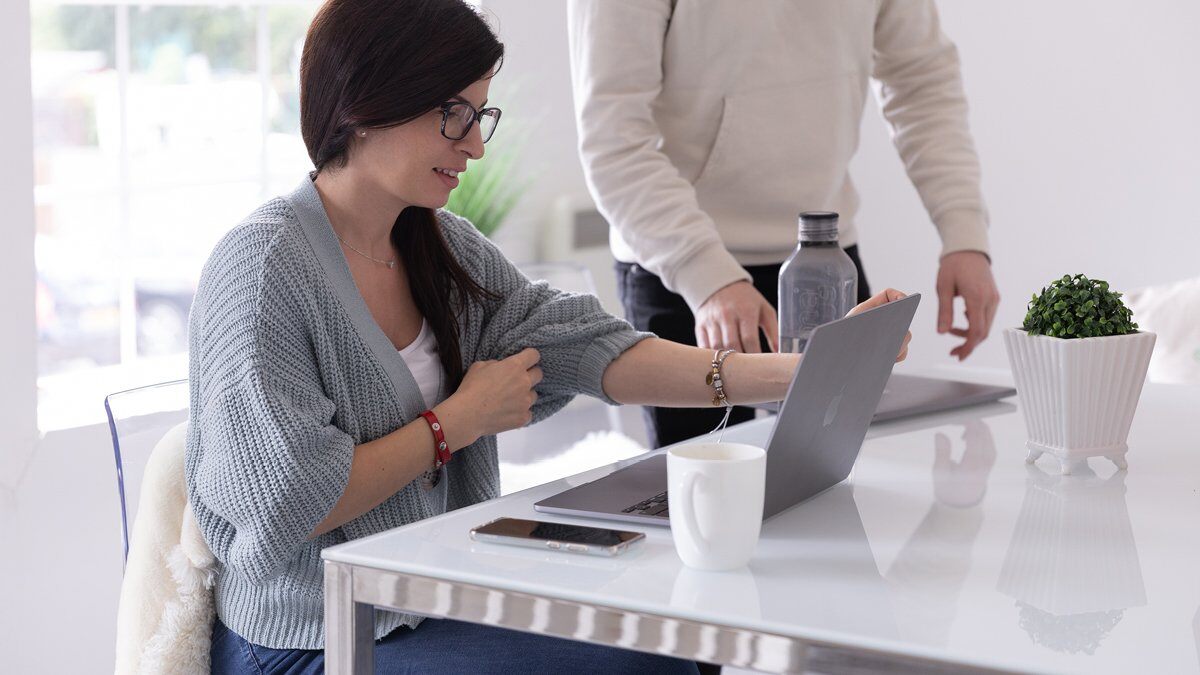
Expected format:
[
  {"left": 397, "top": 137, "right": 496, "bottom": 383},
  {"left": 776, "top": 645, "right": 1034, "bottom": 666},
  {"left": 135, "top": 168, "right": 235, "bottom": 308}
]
[{"left": 358, "top": 130, "right": 367, "bottom": 138}]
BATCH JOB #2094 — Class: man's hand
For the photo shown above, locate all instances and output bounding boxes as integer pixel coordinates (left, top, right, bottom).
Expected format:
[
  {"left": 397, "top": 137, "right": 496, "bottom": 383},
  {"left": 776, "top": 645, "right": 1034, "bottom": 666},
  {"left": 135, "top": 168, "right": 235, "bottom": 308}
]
[
  {"left": 694, "top": 281, "right": 778, "bottom": 354},
  {"left": 936, "top": 251, "right": 1000, "bottom": 361},
  {"left": 848, "top": 288, "right": 912, "bottom": 362}
]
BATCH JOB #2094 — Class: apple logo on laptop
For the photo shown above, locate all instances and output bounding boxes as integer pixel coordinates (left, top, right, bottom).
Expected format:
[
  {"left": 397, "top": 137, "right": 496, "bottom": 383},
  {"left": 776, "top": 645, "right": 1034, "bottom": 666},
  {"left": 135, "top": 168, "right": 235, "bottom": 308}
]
[{"left": 823, "top": 386, "right": 847, "bottom": 428}]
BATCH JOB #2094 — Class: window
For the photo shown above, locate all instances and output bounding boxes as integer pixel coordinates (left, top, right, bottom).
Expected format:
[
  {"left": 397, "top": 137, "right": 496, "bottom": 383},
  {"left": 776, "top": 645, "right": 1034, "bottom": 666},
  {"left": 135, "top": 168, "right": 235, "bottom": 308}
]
[{"left": 31, "top": 1, "right": 320, "bottom": 430}]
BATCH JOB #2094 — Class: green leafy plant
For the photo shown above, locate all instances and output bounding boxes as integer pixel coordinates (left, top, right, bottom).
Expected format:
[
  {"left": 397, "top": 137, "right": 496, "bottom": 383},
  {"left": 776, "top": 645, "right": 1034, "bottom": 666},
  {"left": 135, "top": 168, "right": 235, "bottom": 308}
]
[
  {"left": 444, "top": 135, "right": 529, "bottom": 239},
  {"left": 1023, "top": 274, "right": 1138, "bottom": 339}
]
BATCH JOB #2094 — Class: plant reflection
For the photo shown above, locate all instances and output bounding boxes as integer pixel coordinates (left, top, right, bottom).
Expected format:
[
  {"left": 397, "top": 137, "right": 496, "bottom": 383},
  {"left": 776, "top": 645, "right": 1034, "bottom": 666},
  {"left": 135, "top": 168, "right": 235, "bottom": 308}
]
[{"left": 997, "top": 462, "right": 1145, "bottom": 655}]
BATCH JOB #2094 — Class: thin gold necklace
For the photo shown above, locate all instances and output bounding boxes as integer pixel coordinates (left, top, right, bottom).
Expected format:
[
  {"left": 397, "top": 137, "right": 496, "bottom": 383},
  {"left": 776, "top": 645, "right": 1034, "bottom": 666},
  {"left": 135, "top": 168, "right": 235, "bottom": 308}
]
[{"left": 334, "top": 231, "right": 396, "bottom": 269}]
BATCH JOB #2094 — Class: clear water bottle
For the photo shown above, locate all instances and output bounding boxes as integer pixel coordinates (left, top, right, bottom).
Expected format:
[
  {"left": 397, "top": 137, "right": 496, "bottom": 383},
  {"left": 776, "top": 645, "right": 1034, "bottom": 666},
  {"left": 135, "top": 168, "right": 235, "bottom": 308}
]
[{"left": 778, "top": 211, "right": 858, "bottom": 353}]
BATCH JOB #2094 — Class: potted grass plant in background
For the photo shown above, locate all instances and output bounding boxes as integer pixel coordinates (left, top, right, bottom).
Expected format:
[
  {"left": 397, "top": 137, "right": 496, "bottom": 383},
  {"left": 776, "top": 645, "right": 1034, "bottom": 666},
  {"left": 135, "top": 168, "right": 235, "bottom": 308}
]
[
  {"left": 1003, "top": 275, "right": 1156, "bottom": 474},
  {"left": 444, "top": 127, "right": 528, "bottom": 239}
]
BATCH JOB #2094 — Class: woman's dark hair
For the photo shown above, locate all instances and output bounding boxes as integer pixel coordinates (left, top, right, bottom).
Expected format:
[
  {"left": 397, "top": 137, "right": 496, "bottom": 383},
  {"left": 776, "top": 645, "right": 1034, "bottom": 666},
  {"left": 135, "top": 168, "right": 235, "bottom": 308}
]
[{"left": 300, "top": 0, "right": 503, "bottom": 389}]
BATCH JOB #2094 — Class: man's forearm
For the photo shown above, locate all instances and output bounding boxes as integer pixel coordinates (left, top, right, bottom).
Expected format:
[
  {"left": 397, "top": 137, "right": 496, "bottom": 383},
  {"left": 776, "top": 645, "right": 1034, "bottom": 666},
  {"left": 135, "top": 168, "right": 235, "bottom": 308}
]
[{"left": 873, "top": 0, "right": 989, "bottom": 255}]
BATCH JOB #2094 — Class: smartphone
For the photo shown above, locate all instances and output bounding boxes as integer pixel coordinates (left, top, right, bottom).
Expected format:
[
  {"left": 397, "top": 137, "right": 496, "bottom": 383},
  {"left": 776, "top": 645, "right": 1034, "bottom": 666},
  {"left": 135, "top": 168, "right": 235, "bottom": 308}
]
[{"left": 469, "top": 517, "right": 646, "bottom": 557}]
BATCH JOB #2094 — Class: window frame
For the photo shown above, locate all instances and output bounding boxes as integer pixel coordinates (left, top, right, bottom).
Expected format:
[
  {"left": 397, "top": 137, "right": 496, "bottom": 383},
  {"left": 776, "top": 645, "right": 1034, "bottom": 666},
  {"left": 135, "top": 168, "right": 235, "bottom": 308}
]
[{"left": 30, "top": 0, "right": 319, "bottom": 431}]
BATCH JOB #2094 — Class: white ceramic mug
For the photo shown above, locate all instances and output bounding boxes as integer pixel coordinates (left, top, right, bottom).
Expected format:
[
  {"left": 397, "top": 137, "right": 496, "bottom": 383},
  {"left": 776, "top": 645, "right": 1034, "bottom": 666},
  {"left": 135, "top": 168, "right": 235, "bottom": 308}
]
[{"left": 667, "top": 442, "right": 766, "bottom": 571}]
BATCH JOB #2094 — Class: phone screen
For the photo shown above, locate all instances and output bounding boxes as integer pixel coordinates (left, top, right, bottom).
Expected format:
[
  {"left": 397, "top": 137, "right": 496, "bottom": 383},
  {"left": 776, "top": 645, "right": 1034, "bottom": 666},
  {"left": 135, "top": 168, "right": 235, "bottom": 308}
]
[{"left": 472, "top": 518, "right": 642, "bottom": 546}]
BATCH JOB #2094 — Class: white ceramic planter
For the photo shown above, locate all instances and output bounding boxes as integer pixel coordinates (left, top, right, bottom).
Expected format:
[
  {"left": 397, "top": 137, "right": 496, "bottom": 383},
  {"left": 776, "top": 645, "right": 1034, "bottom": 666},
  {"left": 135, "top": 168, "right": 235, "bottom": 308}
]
[{"left": 1003, "top": 328, "right": 1156, "bottom": 474}]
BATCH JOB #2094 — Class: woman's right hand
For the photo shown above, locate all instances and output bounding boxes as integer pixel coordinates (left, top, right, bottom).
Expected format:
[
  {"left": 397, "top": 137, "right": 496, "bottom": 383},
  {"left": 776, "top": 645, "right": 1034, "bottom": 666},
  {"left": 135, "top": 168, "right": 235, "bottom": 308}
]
[
  {"left": 441, "top": 348, "right": 544, "bottom": 446},
  {"left": 848, "top": 288, "right": 912, "bottom": 362}
]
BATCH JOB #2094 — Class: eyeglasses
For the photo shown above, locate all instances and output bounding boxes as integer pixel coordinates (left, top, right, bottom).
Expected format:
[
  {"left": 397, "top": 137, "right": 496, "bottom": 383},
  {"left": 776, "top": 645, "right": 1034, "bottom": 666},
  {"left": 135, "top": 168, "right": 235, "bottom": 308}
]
[{"left": 438, "top": 101, "right": 502, "bottom": 143}]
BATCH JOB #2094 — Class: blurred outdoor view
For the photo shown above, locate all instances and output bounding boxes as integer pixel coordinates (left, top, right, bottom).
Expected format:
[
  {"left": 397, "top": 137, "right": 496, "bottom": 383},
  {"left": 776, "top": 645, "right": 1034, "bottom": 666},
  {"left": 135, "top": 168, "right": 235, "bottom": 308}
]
[{"left": 32, "top": 2, "right": 320, "bottom": 428}]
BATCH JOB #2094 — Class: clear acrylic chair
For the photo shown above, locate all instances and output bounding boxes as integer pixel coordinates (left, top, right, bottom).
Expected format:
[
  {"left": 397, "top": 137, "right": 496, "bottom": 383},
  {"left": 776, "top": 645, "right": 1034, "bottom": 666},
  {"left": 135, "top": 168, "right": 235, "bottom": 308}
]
[
  {"left": 103, "top": 379, "right": 190, "bottom": 569},
  {"left": 499, "top": 262, "right": 645, "bottom": 494}
]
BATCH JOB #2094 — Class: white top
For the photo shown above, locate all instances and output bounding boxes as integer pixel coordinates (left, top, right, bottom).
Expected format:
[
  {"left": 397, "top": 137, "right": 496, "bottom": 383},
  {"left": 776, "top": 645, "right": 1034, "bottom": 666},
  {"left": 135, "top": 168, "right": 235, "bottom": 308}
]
[
  {"left": 325, "top": 368, "right": 1200, "bottom": 673},
  {"left": 397, "top": 320, "right": 444, "bottom": 409},
  {"left": 568, "top": 0, "right": 991, "bottom": 311}
]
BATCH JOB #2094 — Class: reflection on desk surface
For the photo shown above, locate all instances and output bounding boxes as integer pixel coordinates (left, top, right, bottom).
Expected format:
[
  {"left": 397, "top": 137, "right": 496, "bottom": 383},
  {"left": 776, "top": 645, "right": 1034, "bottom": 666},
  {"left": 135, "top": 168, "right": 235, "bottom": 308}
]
[
  {"left": 997, "top": 463, "right": 1145, "bottom": 655},
  {"left": 748, "top": 483, "right": 898, "bottom": 641},
  {"left": 1193, "top": 607, "right": 1200, "bottom": 670},
  {"left": 884, "top": 418, "right": 997, "bottom": 647}
]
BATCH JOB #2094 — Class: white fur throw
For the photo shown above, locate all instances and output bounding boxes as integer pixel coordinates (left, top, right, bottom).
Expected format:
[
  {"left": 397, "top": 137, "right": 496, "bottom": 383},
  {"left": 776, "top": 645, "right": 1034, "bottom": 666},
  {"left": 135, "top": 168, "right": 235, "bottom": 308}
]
[
  {"left": 1125, "top": 276, "right": 1200, "bottom": 385},
  {"left": 114, "top": 421, "right": 216, "bottom": 675}
]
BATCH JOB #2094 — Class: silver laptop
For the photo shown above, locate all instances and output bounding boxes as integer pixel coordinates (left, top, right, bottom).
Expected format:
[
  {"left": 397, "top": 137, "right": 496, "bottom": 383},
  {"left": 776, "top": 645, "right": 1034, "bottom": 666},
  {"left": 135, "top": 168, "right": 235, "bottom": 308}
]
[
  {"left": 536, "top": 293, "right": 927, "bottom": 526},
  {"left": 874, "top": 373, "right": 1014, "bottom": 422},
  {"left": 751, "top": 373, "right": 1015, "bottom": 422}
]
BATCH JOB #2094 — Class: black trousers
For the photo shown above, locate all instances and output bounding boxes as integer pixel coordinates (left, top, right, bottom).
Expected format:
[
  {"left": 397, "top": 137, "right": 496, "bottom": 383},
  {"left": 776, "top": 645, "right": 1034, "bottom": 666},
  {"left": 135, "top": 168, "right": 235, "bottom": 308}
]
[{"left": 615, "top": 246, "right": 870, "bottom": 449}]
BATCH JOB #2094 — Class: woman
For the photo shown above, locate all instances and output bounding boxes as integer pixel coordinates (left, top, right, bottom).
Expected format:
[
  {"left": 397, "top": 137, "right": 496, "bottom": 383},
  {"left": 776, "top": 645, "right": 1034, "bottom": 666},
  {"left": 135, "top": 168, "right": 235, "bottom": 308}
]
[{"left": 186, "top": 0, "right": 909, "bottom": 672}]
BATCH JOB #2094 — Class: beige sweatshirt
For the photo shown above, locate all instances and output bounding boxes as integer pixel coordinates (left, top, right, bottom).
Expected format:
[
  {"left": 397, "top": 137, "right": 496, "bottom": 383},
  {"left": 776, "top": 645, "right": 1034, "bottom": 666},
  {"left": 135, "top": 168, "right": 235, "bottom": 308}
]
[{"left": 568, "top": 0, "right": 990, "bottom": 311}]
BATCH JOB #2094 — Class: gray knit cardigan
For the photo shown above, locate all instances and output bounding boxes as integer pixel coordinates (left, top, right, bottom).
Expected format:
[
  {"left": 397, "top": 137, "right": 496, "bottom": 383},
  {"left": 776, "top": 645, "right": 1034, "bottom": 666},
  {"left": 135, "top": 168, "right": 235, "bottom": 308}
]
[{"left": 184, "top": 177, "right": 650, "bottom": 649}]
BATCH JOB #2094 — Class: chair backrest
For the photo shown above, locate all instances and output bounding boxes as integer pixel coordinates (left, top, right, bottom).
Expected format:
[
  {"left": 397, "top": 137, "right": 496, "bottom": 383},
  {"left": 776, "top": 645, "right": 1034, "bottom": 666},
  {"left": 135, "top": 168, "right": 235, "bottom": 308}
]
[{"left": 104, "top": 379, "right": 190, "bottom": 568}]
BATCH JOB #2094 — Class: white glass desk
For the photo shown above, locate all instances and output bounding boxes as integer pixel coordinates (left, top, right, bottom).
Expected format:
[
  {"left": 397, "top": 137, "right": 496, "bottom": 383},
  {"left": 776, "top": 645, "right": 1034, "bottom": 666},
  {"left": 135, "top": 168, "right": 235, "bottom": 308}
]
[{"left": 322, "top": 372, "right": 1200, "bottom": 673}]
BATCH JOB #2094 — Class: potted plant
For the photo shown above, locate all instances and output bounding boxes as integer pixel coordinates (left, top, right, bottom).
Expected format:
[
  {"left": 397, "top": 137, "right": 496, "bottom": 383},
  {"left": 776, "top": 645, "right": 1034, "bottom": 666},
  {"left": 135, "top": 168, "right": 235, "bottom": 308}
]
[{"left": 1003, "top": 275, "right": 1156, "bottom": 474}]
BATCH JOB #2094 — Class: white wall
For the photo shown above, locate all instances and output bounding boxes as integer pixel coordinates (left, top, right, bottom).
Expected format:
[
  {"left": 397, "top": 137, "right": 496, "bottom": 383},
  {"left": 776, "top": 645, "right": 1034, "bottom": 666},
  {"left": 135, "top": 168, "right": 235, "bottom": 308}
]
[
  {"left": 854, "top": 0, "right": 1200, "bottom": 370},
  {"left": 481, "top": 0, "right": 1200, "bottom": 371},
  {"left": 480, "top": 0, "right": 588, "bottom": 261},
  {"left": 1, "top": 0, "right": 38, "bottom": 487}
]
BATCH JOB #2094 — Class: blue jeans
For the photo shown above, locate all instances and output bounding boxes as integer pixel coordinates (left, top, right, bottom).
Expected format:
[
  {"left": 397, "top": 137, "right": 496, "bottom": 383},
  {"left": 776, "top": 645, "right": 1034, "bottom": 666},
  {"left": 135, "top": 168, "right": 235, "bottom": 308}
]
[{"left": 210, "top": 618, "right": 701, "bottom": 674}]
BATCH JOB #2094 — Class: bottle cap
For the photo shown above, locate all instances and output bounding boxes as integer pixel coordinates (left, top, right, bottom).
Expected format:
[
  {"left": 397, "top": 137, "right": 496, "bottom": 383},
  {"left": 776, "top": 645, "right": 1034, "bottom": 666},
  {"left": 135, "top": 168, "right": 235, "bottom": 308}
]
[{"left": 798, "top": 211, "right": 839, "bottom": 242}]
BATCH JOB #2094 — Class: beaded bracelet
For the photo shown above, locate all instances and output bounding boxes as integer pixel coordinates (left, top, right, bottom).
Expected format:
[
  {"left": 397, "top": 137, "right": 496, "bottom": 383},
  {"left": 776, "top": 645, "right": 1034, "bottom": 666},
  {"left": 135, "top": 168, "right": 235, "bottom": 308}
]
[{"left": 706, "top": 349, "right": 736, "bottom": 407}]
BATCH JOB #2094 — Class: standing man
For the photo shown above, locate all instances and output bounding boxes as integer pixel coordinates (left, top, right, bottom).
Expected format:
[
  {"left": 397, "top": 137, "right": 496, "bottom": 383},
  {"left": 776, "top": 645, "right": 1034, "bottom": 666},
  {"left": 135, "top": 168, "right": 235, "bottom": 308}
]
[{"left": 568, "top": 0, "right": 1000, "bottom": 448}]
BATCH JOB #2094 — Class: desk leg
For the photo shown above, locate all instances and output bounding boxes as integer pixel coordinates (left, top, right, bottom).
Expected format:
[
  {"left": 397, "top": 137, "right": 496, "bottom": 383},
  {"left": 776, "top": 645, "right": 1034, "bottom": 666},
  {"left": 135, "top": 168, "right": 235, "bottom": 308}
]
[{"left": 324, "top": 561, "right": 375, "bottom": 675}]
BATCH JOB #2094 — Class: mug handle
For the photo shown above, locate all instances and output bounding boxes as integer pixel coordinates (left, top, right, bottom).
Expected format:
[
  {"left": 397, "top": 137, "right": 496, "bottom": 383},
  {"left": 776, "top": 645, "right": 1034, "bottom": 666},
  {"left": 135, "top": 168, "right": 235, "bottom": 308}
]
[{"left": 678, "top": 470, "right": 709, "bottom": 553}]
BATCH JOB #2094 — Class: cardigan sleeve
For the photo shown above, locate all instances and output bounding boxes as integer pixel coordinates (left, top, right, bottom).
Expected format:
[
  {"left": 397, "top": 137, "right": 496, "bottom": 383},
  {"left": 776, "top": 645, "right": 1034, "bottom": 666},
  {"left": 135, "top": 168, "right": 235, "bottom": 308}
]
[
  {"left": 437, "top": 211, "right": 653, "bottom": 423},
  {"left": 188, "top": 367, "right": 355, "bottom": 584}
]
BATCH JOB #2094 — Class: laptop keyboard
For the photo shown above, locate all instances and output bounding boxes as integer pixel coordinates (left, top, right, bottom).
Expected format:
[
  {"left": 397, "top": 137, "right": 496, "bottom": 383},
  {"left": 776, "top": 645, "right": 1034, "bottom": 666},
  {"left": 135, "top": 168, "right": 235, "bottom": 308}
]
[{"left": 622, "top": 490, "right": 669, "bottom": 517}]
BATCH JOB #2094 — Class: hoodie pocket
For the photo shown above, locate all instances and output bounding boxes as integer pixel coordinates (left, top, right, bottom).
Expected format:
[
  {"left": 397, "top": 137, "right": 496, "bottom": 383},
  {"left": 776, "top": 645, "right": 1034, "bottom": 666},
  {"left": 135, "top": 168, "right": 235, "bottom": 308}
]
[{"left": 691, "top": 78, "right": 862, "bottom": 221}]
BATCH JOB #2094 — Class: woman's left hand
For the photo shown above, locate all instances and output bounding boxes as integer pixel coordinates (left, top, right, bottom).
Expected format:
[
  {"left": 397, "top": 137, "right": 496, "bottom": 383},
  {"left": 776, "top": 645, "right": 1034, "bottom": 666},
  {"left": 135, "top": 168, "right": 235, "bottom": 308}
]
[{"left": 847, "top": 288, "right": 912, "bottom": 363}]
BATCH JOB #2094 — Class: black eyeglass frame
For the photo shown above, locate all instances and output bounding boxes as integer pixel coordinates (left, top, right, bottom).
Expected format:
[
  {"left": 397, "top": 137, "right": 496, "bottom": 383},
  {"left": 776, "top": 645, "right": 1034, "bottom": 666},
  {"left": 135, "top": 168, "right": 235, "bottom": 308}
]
[{"left": 437, "top": 101, "right": 503, "bottom": 143}]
